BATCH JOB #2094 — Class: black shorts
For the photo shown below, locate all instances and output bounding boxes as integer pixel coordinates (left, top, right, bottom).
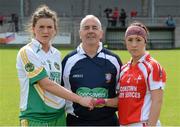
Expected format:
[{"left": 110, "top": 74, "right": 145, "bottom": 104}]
[{"left": 66, "top": 113, "right": 119, "bottom": 126}]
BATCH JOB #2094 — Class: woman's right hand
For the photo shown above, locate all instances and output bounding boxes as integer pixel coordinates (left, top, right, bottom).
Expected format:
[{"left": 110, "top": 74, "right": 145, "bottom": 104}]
[{"left": 78, "top": 96, "right": 95, "bottom": 110}]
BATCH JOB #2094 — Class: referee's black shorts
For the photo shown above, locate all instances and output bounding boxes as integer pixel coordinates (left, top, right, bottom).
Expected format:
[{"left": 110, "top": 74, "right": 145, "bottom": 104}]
[{"left": 66, "top": 113, "right": 119, "bottom": 126}]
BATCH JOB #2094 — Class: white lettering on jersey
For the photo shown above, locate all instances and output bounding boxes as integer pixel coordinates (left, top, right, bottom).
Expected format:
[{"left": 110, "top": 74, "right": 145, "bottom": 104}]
[
  {"left": 72, "top": 74, "right": 83, "bottom": 78},
  {"left": 119, "top": 86, "right": 141, "bottom": 99}
]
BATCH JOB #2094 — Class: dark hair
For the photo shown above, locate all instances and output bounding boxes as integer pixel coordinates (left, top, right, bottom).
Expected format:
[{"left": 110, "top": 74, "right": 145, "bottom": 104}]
[{"left": 27, "top": 5, "right": 59, "bottom": 36}]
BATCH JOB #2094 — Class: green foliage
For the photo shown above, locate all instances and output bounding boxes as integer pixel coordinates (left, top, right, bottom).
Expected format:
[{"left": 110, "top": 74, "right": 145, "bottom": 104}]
[{"left": 0, "top": 48, "right": 180, "bottom": 125}]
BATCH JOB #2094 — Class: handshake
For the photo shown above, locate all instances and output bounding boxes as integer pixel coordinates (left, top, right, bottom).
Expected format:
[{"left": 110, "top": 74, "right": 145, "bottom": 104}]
[
  {"left": 92, "top": 98, "right": 107, "bottom": 108},
  {"left": 78, "top": 96, "right": 118, "bottom": 110},
  {"left": 78, "top": 97, "right": 108, "bottom": 110}
]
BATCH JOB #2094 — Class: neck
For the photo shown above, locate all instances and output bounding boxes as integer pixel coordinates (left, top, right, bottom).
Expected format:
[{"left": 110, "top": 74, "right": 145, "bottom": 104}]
[
  {"left": 132, "top": 53, "right": 146, "bottom": 65},
  {"left": 132, "top": 57, "right": 140, "bottom": 65},
  {"left": 42, "top": 44, "right": 50, "bottom": 53},
  {"left": 82, "top": 43, "right": 99, "bottom": 58}
]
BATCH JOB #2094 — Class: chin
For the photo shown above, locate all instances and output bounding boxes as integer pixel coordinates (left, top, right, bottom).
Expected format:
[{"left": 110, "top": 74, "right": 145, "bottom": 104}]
[
  {"left": 87, "top": 41, "right": 97, "bottom": 45},
  {"left": 131, "top": 53, "right": 139, "bottom": 57}
]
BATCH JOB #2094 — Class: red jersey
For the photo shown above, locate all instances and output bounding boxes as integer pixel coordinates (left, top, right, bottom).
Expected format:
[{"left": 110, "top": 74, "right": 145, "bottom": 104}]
[{"left": 118, "top": 53, "right": 166, "bottom": 125}]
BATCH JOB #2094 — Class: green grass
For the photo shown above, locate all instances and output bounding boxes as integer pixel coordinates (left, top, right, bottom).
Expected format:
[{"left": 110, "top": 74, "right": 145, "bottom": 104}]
[{"left": 0, "top": 48, "right": 180, "bottom": 125}]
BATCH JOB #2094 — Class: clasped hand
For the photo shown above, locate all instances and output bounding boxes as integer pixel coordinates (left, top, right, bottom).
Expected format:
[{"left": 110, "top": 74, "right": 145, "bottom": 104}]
[{"left": 79, "top": 97, "right": 106, "bottom": 110}]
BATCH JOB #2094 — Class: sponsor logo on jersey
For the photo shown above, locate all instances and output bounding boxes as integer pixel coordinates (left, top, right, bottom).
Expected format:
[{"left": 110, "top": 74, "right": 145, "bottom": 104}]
[
  {"left": 54, "top": 62, "right": 60, "bottom": 70},
  {"left": 25, "top": 62, "right": 34, "bottom": 72},
  {"left": 72, "top": 74, "right": 83, "bottom": 78},
  {"left": 105, "top": 73, "right": 112, "bottom": 83},
  {"left": 119, "top": 86, "right": 141, "bottom": 98},
  {"left": 76, "top": 87, "right": 108, "bottom": 98},
  {"left": 49, "top": 72, "right": 61, "bottom": 84}
]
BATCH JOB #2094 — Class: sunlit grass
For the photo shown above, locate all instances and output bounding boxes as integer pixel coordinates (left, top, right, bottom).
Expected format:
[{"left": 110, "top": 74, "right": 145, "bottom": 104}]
[{"left": 0, "top": 48, "right": 179, "bottom": 125}]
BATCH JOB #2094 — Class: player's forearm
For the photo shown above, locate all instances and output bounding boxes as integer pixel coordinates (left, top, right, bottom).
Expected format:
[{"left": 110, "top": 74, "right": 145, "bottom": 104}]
[
  {"left": 148, "top": 90, "right": 163, "bottom": 126},
  {"left": 105, "top": 97, "right": 118, "bottom": 107},
  {"left": 38, "top": 77, "right": 82, "bottom": 104},
  {"left": 148, "top": 101, "right": 162, "bottom": 126}
]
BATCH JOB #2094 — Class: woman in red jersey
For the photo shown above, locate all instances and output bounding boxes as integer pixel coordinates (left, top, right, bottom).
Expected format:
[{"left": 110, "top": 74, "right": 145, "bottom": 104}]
[{"left": 94, "top": 21, "right": 166, "bottom": 126}]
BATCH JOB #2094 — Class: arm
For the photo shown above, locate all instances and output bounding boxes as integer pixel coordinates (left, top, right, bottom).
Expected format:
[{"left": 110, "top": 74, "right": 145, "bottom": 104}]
[
  {"left": 38, "top": 77, "right": 94, "bottom": 109},
  {"left": 105, "top": 97, "right": 118, "bottom": 108},
  {"left": 148, "top": 89, "right": 163, "bottom": 126}
]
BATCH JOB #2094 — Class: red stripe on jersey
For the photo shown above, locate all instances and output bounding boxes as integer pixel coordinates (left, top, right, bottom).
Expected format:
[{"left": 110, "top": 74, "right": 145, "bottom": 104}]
[{"left": 146, "top": 56, "right": 166, "bottom": 83}]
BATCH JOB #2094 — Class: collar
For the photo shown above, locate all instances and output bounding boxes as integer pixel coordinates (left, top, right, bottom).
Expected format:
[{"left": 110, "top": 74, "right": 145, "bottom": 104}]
[
  {"left": 129, "top": 52, "right": 150, "bottom": 64},
  {"left": 31, "top": 38, "right": 53, "bottom": 53},
  {"left": 77, "top": 42, "right": 103, "bottom": 55}
]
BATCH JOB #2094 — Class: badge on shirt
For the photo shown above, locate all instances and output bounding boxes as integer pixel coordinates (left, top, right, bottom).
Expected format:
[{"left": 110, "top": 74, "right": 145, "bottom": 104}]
[
  {"left": 25, "top": 62, "right": 34, "bottom": 72},
  {"left": 54, "top": 62, "right": 60, "bottom": 70},
  {"left": 105, "top": 73, "right": 112, "bottom": 83}
]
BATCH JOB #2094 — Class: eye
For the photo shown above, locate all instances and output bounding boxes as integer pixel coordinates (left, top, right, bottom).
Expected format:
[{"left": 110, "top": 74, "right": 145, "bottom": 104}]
[
  {"left": 136, "top": 38, "right": 141, "bottom": 41},
  {"left": 83, "top": 26, "right": 90, "bottom": 30},
  {"left": 127, "top": 38, "right": 133, "bottom": 42},
  {"left": 136, "top": 36, "right": 144, "bottom": 42},
  {"left": 39, "top": 26, "right": 44, "bottom": 29},
  {"left": 47, "top": 26, "right": 53, "bottom": 29},
  {"left": 92, "top": 26, "right": 98, "bottom": 30}
]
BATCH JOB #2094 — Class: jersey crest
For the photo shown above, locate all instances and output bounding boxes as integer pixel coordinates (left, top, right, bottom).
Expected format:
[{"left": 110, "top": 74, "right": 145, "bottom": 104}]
[
  {"left": 105, "top": 73, "right": 112, "bottom": 83},
  {"left": 25, "top": 62, "right": 34, "bottom": 72}
]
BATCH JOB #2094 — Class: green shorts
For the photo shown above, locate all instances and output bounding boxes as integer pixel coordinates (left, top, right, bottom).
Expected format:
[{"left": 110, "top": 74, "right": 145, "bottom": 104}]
[{"left": 20, "top": 113, "right": 66, "bottom": 126}]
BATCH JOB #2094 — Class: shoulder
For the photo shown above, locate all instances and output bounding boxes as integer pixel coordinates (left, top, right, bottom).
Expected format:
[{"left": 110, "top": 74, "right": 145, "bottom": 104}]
[
  {"left": 17, "top": 43, "right": 34, "bottom": 57},
  {"left": 62, "top": 49, "right": 78, "bottom": 64},
  {"left": 63, "top": 49, "right": 77, "bottom": 60},
  {"left": 102, "top": 48, "right": 119, "bottom": 59},
  {"left": 16, "top": 43, "right": 35, "bottom": 66},
  {"left": 145, "top": 56, "right": 166, "bottom": 80},
  {"left": 102, "top": 48, "right": 123, "bottom": 66},
  {"left": 145, "top": 56, "right": 162, "bottom": 70}
]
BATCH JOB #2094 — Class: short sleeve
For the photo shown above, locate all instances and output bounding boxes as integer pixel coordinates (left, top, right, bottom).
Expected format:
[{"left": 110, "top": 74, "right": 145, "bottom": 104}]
[
  {"left": 16, "top": 47, "right": 48, "bottom": 84},
  {"left": 148, "top": 62, "right": 166, "bottom": 90}
]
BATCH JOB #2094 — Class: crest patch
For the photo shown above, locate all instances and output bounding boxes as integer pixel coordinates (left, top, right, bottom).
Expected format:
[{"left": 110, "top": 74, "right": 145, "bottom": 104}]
[
  {"left": 25, "top": 62, "right": 34, "bottom": 72},
  {"left": 105, "top": 73, "right": 112, "bottom": 83},
  {"left": 54, "top": 62, "right": 60, "bottom": 70}
]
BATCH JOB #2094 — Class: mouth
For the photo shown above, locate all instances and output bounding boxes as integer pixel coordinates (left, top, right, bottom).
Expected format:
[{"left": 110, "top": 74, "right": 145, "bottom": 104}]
[
  {"left": 42, "top": 35, "right": 49, "bottom": 39},
  {"left": 87, "top": 33, "right": 96, "bottom": 38},
  {"left": 87, "top": 36, "right": 95, "bottom": 39},
  {"left": 42, "top": 35, "right": 49, "bottom": 37},
  {"left": 131, "top": 49, "right": 138, "bottom": 52},
  {"left": 87, "top": 36, "right": 96, "bottom": 40}
]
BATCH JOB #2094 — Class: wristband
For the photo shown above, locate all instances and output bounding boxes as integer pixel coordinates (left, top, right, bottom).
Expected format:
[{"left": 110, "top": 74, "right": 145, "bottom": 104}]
[{"left": 95, "top": 98, "right": 106, "bottom": 108}]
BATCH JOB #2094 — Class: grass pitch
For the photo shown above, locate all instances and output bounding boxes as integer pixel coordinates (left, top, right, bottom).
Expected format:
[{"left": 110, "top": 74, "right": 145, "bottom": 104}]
[{"left": 0, "top": 48, "right": 180, "bottom": 125}]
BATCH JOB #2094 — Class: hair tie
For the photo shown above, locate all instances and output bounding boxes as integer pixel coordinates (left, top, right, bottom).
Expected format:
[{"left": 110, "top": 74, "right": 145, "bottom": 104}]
[{"left": 125, "top": 26, "right": 147, "bottom": 42}]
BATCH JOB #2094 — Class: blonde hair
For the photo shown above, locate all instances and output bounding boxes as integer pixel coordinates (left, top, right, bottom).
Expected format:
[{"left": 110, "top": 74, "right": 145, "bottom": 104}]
[{"left": 27, "top": 5, "right": 59, "bottom": 36}]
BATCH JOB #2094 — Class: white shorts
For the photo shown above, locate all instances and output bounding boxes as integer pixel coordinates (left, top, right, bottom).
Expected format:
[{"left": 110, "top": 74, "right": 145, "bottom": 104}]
[{"left": 120, "top": 120, "right": 161, "bottom": 127}]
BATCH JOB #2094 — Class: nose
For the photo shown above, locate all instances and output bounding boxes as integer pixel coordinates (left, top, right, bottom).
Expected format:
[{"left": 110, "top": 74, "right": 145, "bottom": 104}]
[
  {"left": 88, "top": 27, "right": 94, "bottom": 32},
  {"left": 42, "top": 27, "right": 49, "bottom": 33},
  {"left": 131, "top": 40, "right": 138, "bottom": 47}
]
